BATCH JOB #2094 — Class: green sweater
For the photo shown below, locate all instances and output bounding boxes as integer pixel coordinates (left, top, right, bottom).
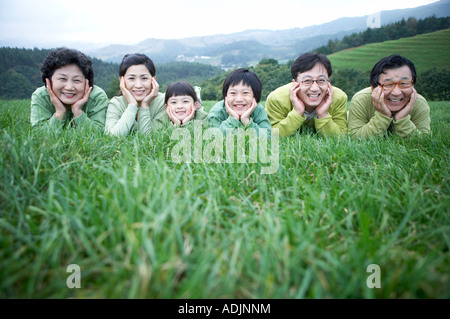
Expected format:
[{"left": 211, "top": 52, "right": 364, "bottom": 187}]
[
  {"left": 265, "top": 83, "right": 348, "bottom": 137},
  {"left": 30, "top": 85, "right": 108, "bottom": 129},
  {"left": 207, "top": 100, "right": 272, "bottom": 137},
  {"left": 348, "top": 87, "right": 431, "bottom": 138},
  {"left": 105, "top": 93, "right": 170, "bottom": 136}
]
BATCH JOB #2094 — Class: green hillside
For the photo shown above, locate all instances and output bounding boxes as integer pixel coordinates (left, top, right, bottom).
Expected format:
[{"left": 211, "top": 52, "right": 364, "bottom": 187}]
[{"left": 328, "top": 29, "right": 450, "bottom": 74}]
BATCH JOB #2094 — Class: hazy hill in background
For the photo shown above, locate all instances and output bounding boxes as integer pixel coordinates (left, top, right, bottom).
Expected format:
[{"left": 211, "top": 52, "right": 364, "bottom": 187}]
[{"left": 87, "top": 0, "right": 450, "bottom": 65}]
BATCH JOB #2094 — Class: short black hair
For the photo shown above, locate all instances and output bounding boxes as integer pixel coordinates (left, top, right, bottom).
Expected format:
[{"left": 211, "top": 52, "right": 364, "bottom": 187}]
[
  {"left": 119, "top": 53, "right": 156, "bottom": 77},
  {"left": 41, "top": 47, "right": 94, "bottom": 86},
  {"left": 369, "top": 54, "right": 417, "bottom": 88},
  {"left": 165, "top": 81, "right": 199, "bottom": 105},
  {"left": 222, "top": 68, "right": 262, "bottom": 103},
  {"left": 290, "top": 52, "right": 332, "bottom": 79}
]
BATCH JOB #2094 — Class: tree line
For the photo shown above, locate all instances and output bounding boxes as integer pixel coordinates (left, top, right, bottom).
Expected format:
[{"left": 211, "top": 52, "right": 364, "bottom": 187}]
[
  {"left": 0, "top": 47, "right": 118, "bottom": 100},
  {"left": 200, "top": 58, "right": 293, "bottom": 101},
  {"left": 314, "top": 16, "right": 450, "bottom": 55},
  {"left": 0, "top": 47, "right": 224, "bottom": 100},
  {"left": 0, "top": 15, "right": 448, "bottom": 101}
]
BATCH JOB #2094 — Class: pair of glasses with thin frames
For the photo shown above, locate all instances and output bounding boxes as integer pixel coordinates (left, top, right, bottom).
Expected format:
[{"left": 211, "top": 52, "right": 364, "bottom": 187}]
[
  {"left": 377, "top": 80, "right": 414, "bottom": 91},
  {"left": 296, "top": 78, "right": 329, "bottom": 86}
]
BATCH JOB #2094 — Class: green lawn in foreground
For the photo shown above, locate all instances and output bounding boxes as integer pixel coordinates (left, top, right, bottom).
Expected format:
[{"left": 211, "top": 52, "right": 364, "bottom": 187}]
[{"left": 0, "top": 99, "right": 448, "bottom": 298}]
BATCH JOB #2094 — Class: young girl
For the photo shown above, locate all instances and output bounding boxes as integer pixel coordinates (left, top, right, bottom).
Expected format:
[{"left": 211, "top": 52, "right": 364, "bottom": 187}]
[
  {"left": 165, "top": 82, "right": 208, "bottom": 127},
  {"left": 30, "top": 47, "right": 109, "bottom": 129},
  {"left": 105, "top": 53, "right": 168, "bottom": 136},
  {"left": 207, "top": 68, "right": 271, "bottom": 136}
]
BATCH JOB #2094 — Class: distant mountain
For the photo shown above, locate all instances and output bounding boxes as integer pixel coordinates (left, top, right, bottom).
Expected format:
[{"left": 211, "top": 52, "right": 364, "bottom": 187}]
[{"left": 87, "top": 0, "right": 450, "bottom": 66}]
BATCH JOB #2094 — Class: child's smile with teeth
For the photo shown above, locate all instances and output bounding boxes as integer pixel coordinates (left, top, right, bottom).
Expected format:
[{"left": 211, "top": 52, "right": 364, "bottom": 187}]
[
  {"left": 234, "top": 103, "right": 246, "bottom": 110},
  {"left": 227, "top": 82, "right": 254, "bottom": 117},
  {"left": 167, "top": 95, "right": 195, "bottom": 122}
]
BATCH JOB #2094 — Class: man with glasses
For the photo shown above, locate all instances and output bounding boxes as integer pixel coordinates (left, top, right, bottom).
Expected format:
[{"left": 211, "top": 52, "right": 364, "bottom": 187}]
[
  {"left": 348, "top": 54, "right": 430, "bottom": 138},
  {"left": 265, "top": 52, "right": 348, "bottom": 137}
]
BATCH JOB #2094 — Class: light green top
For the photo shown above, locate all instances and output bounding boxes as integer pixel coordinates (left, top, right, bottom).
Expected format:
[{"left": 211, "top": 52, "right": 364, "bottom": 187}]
[
  {"left": 105, "top": 93, "right": 170, "bottom": 136},
  {"left": 30, "top": 85, "right": 108, "bottom": 129},
  {"left": 348, "top": 87, "right": 431, "bottom": 138},
  {"left": 265, "top": 83, "right": 348, "bottom": 137},
  {"left": 207, "top": 100, "right": 272, "bottom": 137},
  {"left": 179, "top": 109, "right": 209, "bottom": 128}
]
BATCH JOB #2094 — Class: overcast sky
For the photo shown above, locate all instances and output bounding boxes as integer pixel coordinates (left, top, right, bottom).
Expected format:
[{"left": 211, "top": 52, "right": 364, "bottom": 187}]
[{"left": 0, "top": 0, "right": 438, "bottom": 48}]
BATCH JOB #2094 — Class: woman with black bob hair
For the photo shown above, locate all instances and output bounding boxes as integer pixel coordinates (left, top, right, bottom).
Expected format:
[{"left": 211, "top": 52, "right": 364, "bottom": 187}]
[
  {"left": 30, "top": 47, "right": 108, "bottom": 129},
  {"left": 105, "top": 53, "right": 168, "bottom": 136}
]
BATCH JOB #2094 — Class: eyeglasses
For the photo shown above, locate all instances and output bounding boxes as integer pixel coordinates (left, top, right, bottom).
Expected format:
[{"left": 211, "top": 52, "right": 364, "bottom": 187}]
[
  {"left": 377, "top": 80, "right": 414, "bottom": 91},
  {"left": 296, "top": 78, "right": 329, "bottom": 87}
]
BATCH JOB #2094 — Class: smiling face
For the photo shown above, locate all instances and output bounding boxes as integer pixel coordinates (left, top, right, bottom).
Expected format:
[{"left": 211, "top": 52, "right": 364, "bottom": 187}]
[
  {"left": 378, "top": 65, "right": 414, "bottom": 112},
  {"left": 226, "top": 81, "right": 254, "bottom": 116},
  {"left": 123, "top": 64, "right": 152, "bottom": 102},
  {"left": 295, "top": 63, "right": 329, "bottom": 109},
  {"left": 167, "top": 95, "right": 196, "bottom": 122},
  {"left": 50, "top": 64, "right": 86, "bottom": 106}
]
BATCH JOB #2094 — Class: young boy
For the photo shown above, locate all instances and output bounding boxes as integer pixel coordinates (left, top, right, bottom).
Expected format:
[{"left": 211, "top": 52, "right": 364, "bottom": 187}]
[{"left": 207, "top": 68, "right": 271, "bottom": 137}]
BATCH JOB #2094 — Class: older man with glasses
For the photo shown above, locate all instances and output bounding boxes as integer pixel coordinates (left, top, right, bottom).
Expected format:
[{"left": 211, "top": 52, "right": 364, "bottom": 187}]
[
  {"left": 348, "top": 54, "right": 431, "bottom": 138},
  {"left": 265, "top": 52, "right": 348, "bottom": 137}
]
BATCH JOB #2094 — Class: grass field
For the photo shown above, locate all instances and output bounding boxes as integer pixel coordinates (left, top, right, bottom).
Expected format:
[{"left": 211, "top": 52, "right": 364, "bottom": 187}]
[
  {"left": 0, "top": 99, "right": 449, "bottom": 299},
  {"left": 328, "top": 29, "right": 450, "bottom": 74}
]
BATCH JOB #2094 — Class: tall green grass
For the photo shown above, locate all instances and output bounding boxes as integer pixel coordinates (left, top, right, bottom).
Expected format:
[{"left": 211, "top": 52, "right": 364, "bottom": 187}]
[
  {"left": 0, "top": 99, "right": 448, "bottom": 298},
  {"left": 329, "top": 29, "right": 450, "bottom": 74}
]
